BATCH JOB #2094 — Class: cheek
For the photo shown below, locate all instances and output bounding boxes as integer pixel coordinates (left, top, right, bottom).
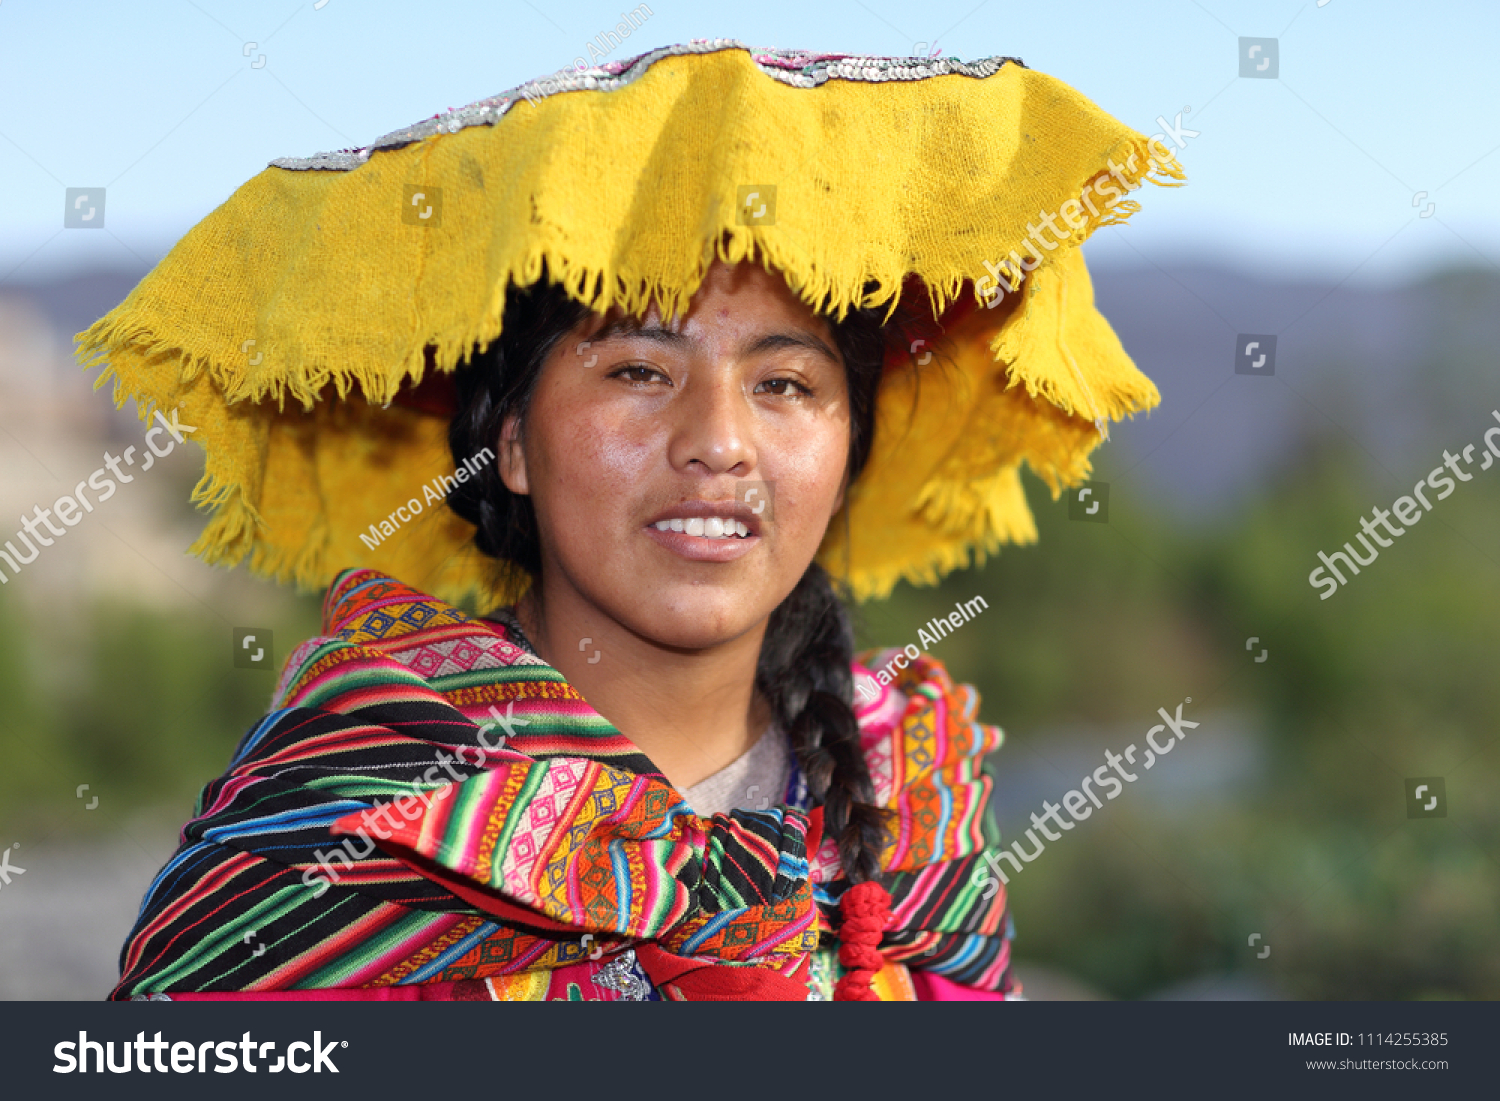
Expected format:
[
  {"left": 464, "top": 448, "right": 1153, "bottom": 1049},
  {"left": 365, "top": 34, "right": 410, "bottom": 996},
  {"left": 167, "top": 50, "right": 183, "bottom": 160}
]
[
  {"left": 763, "top": 417, "right": 849, "bottom": 534},
  {"left": 581, "top": 412, "right": 659, "bottom": 483},
  {"left": 530, "top": 397, "right": 659, "bottom": 521}
]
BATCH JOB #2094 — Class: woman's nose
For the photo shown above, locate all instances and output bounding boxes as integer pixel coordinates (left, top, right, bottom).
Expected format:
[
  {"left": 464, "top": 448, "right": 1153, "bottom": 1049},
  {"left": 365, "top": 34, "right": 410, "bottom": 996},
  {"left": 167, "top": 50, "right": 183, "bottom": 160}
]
[{"left": 667, "top": 371, "right": 756, "bottom": 476}]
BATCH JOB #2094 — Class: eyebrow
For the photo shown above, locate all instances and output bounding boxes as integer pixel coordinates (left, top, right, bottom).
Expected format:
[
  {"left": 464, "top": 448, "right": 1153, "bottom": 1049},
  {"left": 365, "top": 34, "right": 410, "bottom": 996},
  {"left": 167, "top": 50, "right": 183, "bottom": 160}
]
[{"left": 588, "top": 318, "right": 841, "bottom": 365}]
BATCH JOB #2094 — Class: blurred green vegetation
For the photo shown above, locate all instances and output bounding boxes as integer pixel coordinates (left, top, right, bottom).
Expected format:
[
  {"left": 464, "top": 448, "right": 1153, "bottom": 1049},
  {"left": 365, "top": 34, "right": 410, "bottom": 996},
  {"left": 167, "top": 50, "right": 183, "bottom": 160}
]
[
  {"left": 0, "top": 588, "right": 324, "bottom": 841},
  {"left": 2, "top": 414, "right": 1496, "bottom": 1000},
  {"left": 857, "top": 428, "right": 1500, "bottom": 1000}
]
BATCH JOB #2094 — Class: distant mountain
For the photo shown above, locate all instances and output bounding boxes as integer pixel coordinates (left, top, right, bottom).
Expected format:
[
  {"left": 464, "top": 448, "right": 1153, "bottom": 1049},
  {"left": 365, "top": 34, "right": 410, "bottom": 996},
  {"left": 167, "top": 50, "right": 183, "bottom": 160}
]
[
  {"left": 1089, "top": 262, "right": 1500, "bottom": 519},
  {"left": 9, "top": 266, "right": 148, "bottom": 353}
]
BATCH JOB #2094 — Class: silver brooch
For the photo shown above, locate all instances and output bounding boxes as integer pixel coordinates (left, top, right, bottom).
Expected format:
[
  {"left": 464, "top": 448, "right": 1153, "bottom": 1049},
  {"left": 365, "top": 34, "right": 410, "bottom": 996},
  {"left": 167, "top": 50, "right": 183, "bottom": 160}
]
[{"left": 593, "top": 948, "right": 652, "bottom": 1001}]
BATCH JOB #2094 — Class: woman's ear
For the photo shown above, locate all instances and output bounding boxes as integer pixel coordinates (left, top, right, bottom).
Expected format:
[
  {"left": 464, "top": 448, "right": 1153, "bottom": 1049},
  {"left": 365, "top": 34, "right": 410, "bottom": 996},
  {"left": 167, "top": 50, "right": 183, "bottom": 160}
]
[{"left": 497, "top": 412, "right": 530, "bottom": 496}]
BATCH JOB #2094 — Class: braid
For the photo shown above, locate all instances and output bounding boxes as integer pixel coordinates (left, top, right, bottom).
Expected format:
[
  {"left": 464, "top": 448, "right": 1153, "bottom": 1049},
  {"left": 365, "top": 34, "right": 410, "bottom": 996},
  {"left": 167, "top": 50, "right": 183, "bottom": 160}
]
[{"left": 756, "top": 561, "right": 892, "bottom": 884}]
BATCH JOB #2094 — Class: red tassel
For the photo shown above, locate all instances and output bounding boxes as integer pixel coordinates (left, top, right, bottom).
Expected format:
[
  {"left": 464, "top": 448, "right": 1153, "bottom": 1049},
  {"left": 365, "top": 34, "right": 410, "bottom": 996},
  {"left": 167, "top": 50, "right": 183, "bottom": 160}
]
[{"left": 832, "top": 880, "right": 892, "bottom": 1001}]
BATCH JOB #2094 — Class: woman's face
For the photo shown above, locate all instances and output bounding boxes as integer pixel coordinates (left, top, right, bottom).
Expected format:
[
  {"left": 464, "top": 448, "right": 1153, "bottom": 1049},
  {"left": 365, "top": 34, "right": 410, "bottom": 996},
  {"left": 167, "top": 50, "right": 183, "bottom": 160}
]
[{"left": 498, "top": 260, "right": 852, "bottom": 651}]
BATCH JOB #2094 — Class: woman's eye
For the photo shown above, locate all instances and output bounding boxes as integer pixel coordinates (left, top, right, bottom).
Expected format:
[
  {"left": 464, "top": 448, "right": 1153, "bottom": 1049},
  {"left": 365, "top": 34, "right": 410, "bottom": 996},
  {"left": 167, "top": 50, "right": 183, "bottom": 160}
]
[
  {"left": 756, "top": 377, "right": 813, "bottom": 398},
  {"left": 610, "top": 364, "right": 668, "bottom": 385}
]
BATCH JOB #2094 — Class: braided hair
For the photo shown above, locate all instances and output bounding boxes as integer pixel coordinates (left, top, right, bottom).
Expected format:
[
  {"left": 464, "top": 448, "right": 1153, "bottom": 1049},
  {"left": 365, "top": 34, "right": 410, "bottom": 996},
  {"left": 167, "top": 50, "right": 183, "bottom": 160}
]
[{"left": 446, "top": 274, "right": 902, "bottom": 894}]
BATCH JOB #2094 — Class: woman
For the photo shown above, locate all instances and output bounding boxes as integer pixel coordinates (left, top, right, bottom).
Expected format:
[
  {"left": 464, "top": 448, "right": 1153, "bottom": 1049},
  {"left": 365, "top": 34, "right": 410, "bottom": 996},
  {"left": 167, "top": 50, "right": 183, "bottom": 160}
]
[{"left": 84, "top": 42, "right": 1178, "bottom": 1001}]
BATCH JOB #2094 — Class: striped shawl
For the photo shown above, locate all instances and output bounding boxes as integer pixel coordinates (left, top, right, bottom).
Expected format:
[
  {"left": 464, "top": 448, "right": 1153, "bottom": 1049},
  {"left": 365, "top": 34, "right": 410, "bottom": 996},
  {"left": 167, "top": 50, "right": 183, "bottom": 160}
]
[{"left": 112, "top": 569, "right": 1016, "bottom": 1000}]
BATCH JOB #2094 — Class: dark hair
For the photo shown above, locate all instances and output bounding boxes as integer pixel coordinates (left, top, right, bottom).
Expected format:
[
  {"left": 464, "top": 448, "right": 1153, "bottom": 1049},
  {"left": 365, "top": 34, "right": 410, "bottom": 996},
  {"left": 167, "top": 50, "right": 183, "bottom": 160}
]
[{"left": 447, "top": 272, "right": 902, "bottom": 884}]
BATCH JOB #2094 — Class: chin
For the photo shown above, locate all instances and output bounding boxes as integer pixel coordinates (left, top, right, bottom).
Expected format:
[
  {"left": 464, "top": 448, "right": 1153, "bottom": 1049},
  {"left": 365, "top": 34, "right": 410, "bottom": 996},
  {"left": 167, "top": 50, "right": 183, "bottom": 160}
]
[{"left": 622, "top": 582, "right": 778, "bottom": 651}]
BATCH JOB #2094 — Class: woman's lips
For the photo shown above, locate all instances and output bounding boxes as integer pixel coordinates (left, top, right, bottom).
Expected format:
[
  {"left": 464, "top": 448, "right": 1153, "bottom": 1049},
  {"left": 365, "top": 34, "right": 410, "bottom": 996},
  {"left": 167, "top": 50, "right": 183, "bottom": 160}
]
[{"left": 643, "top": 524, "right": 759, "bottom": 562}]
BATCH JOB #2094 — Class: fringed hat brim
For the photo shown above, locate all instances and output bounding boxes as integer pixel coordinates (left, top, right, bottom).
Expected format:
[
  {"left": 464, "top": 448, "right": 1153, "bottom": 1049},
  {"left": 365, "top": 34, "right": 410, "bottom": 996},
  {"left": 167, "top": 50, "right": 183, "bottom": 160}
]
[{"left": 75, "top": 41, "right": 1180, "bottom": 607}]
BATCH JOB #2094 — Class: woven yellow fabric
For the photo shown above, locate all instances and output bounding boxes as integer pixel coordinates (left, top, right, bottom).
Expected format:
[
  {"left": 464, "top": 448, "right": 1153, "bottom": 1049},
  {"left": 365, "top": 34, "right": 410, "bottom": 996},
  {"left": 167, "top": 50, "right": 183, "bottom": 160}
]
[{"left": 74, "top": 42, "right": 1181, "bottom": 607}]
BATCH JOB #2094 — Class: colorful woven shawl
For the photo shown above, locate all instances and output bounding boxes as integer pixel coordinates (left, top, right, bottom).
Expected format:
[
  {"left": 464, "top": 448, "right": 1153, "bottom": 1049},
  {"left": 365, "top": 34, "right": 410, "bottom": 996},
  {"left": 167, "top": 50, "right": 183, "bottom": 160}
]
[{"left": 113, "top": 569, "right": 1015, "bottom": 1001}]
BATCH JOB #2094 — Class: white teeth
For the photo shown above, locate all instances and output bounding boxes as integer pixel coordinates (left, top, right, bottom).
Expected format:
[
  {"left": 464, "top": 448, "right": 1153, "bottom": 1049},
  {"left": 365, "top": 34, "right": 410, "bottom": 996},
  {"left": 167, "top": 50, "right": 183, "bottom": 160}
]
[{"left": 651, "top": 516, "right": 754, "bottom": 539}]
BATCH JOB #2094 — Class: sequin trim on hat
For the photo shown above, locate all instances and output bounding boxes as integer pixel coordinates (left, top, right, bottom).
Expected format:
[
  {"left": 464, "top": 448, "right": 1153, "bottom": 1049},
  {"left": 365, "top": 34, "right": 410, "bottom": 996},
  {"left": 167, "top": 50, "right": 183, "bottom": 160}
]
[{"left": 270, "top": 39, "right": 1022, "bottom": 172}]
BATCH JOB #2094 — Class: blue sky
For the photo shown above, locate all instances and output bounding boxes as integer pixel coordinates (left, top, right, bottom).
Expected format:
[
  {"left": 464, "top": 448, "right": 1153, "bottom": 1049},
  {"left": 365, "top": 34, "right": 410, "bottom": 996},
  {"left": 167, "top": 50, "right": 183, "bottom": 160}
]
[{"left": 2, "top": 0, "right": 1497, "bottom": 286}]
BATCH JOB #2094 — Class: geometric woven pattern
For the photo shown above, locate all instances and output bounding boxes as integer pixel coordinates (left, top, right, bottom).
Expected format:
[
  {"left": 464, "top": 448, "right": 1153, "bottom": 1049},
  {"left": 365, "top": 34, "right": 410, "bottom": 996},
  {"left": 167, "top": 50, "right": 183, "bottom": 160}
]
[{"left": 112, "top": 569, "right": 1016, "bottom": 999}]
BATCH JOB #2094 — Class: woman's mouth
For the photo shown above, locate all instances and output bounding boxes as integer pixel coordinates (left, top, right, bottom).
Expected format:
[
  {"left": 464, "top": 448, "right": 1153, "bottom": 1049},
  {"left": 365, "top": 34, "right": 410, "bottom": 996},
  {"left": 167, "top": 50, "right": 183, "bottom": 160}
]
[
  {"left": 651, "top": 517, "right": 751, "bottom": 539},
  {"left": 643, "top": 516, "right": 759, "bottom": 561}
]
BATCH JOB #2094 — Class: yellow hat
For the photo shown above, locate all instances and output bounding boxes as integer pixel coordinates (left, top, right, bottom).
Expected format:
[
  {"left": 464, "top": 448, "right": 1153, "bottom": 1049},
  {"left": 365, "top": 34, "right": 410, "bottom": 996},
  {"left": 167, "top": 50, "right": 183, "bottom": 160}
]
[{"left": 75, "top": 41, "right": 1181, "bottom": 608}]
